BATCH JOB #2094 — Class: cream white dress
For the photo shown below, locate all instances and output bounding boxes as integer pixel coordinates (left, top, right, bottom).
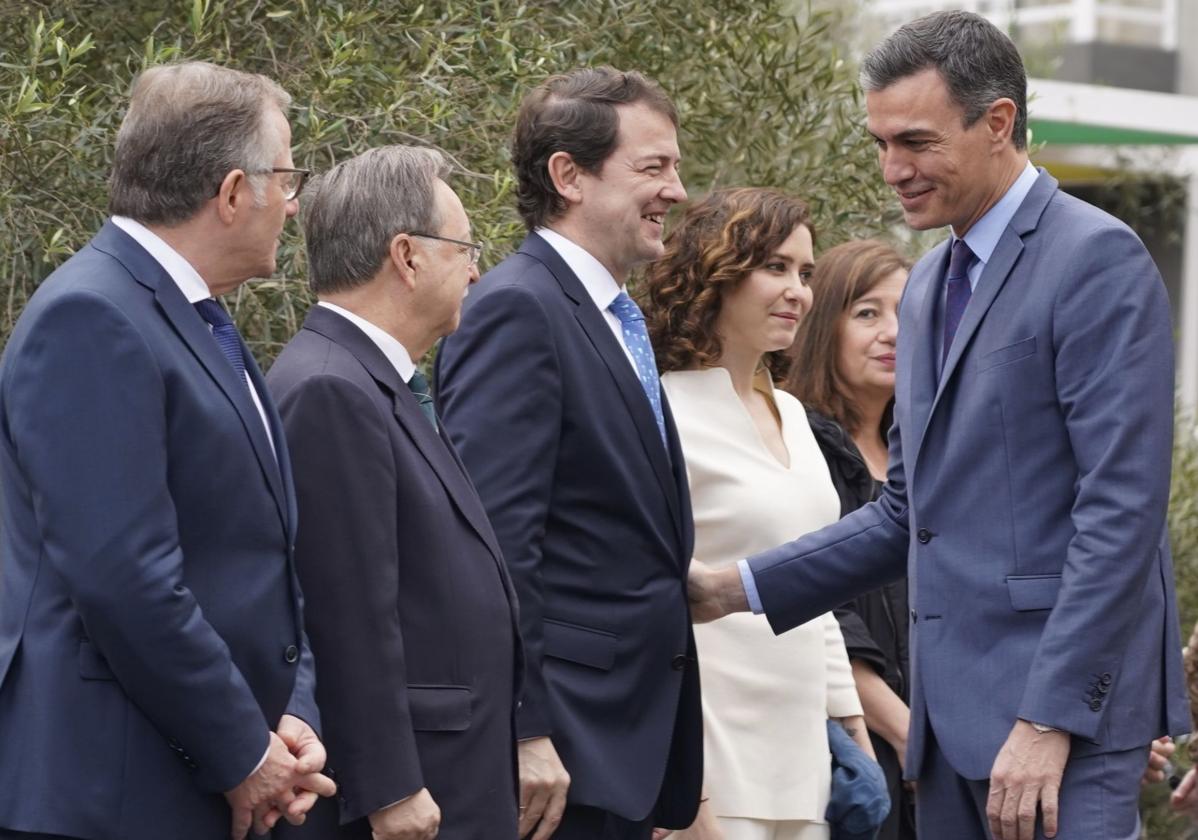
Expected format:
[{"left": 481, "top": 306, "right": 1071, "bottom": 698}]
[{"left": 663, "top": 368, "right": 862, "bottom": 834}]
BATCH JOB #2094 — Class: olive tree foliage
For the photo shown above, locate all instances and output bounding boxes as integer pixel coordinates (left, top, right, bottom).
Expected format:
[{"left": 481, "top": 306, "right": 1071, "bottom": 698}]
[{"left": 1, "top": 0, "right": 896, "bottom": 360}]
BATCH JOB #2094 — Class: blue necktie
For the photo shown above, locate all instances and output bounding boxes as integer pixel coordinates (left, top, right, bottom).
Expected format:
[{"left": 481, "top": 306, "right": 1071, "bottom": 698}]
[
  {"left": 608, "top": 291, "right": 667, "bottom": 447},
  {"left": 942, "top": 238, "right": 975, "bottom": 366},
  {"left": 407, "top": 369, "right": 438, "bottom": 430},
  {"left": 194, "top": 298, "right": 247, "bottom": 384}
]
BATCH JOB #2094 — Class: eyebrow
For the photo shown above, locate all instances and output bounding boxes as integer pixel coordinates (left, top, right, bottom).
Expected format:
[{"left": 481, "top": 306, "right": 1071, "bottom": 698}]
[
  {"left": 634, "top": 154, "right": 680, "bottom": 166},
  {"left": 868, "top": 127, "right": 938, "bottom": 144},
  {"left": 769, "top": 253, "right": 815, "bottom": 268}
]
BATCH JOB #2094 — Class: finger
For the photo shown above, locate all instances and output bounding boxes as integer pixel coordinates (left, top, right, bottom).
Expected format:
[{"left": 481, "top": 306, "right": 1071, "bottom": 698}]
[
  {"left": 518, "top": 786, "right": 547, "bottom": 837},
  {"left": 251, "top": 806, "right": 272, "bottom": 837},
  {"left": 998, "top": 782, "right": 1022, "bottom": 840},
  {"left": 287, "top": 789, "right": 320, "bottom": 819},
  {"left": 259, "top": 806, "right": 283, "bottom": 833},
  {"left": 295, "top": 770, "right": 337, "bottom": 798},
  {"left": 1016, "top": 786, "right": 1039, "bottom": 840},
  {"left": 1041, "top": 782, "right": 1060, "bottom": 838},
  {"left": 293, "top": 741, "right": 327, "bottom": 774},
  {"left": 230, "top": 805, "right": 252, "bottom": 840},
  {"left": 531, "top": 785, "right": 567, "bottom": 840},
  {"left": 986, "top": 785, "right": 1007, "bottom": 840}
]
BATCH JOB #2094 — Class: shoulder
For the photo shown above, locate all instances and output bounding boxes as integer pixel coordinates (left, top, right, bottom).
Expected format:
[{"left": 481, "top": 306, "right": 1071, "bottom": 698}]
[{"left": 271, "top": 334, "right": 380, "bottom": 408}]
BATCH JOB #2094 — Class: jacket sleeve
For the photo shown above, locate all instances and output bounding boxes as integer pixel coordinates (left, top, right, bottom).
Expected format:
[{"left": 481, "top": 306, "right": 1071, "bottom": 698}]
[
  {"left": 435, "top": 283, "right": 562, "bottom": 739},
  {"left": 1015, "top": 222, "right": 1174, "bottom": 738},
  {"left": 3, "top": 290, "right": 270, "bottom": 793},
  {"left": 276, "top": 373, "right": 423, "bottom": 821},
  {"left": 749, "top": 414, "right": 911, "bottom": 636}
]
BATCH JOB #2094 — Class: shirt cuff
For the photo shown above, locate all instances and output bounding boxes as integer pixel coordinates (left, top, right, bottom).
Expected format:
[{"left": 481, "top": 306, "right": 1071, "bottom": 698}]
[
  {"left": 737, "top": 559, "right": 764, "bottom": 614},
  {"left": 250, "top": 741, "right": 270, "bottom": 777}
]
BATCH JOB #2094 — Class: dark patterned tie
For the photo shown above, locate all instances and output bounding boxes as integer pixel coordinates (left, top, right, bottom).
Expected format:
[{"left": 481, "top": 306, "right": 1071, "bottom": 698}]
[
  {"left": 407, "top": 369, "right": 437, "bottom": 430},
  {"left": 942, "top": 238, "right": 975, "bottom": 366},
  {"left": 193, "top": 298, "right": 247, "bottom": 383}
]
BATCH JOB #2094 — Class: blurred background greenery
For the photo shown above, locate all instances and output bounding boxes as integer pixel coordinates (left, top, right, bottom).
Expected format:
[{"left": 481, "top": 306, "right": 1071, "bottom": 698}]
[{"left": 3, "top": 1, "right": 1196, "bottom": 834}]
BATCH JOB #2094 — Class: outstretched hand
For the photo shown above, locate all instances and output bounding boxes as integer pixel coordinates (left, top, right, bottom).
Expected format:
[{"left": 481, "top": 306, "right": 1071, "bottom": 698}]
[{"left": 687, "top": 560, "right": 748, "bottom": 623}]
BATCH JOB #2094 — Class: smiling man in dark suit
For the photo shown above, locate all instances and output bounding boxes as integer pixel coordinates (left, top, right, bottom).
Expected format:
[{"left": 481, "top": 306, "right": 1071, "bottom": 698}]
[
  {"left": 267, "top": 145, "right": 522, "bottom": 840},
  {"left": 434, "top": 67, "right": 701, "bottom": 840},
  {"left": 0, "top": 61, "right": 334, "bottom": 840}
]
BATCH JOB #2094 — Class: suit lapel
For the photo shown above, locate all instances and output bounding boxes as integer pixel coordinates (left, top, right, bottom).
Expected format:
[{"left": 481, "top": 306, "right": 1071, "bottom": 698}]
[
  {"left": 914, "top": 171, "right": 1058, "bottom": 457},
  {"left": 93, "top": 222, "right": 290, "bottom": 534},
  {"left": 907, "top": 242, "right": 948, "bottom": 460},
  {"left": 518, "top": 236, "right": 685, "bottom": 547},
  {"left": 302, "top": 306, "right": 506, "bottom": 567}
]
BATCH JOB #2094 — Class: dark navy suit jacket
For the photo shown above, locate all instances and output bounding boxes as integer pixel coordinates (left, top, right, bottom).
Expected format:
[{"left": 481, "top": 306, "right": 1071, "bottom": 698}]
[
  {"left": 748, "top": 172, "right": 1189, "bottom": 782},
  {"left": 0, "top": 222, "right": 317, "bottom": 839},
  {"left": 434, "top": 233, "right": 703, "bottom": 828},
  {"left": 268, "top": 306, "right": 522, "bottom": 839}
]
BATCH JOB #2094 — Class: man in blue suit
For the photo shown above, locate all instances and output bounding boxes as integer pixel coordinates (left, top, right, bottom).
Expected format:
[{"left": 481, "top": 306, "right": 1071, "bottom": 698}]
[
  {"left": 689, "top": 11, "right": 1188, "bottom": 840},
  {"left": 0, "top": 62, "right": 334, "bottom": 840},
  {"left": 268, "top": 146, "right": 523, "bottom": 840},
  {"left": 435, "top": 67, "right": 701, "bottom": 840}
]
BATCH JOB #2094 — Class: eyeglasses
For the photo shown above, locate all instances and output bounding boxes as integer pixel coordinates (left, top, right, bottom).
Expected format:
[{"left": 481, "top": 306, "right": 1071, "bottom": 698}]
[
  {"left": 409, "top": 232, "right": 485, "bottom": 267},
  {"left": 247, "top": 167, "right": 311, "bottom": 201}
]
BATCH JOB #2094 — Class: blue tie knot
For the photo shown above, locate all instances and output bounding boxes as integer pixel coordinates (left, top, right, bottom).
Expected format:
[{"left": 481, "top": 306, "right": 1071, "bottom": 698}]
[
  {"left": 194, "top": 298, "right": 247, "bottom": 382},
  {"left": 947, "top": 238, "right": 974, "bottom": 281},
  {"left": 608, "top": 291, "right": 646, "bottom": 324}
]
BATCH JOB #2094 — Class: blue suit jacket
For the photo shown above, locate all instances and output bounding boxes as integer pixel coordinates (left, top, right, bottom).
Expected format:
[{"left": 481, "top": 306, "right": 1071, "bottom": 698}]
[
  {"left": 0, "top": 222, "right": 317, "bottom": 839},
  {"left": 434, "top": 233, "right": 703, "bottom": 827},
  {"left": 749, "top": 172, "right": 1189, "bottom": 780},
  {"left": 268, "top": 306, "right": 522, "bottom": 838}
]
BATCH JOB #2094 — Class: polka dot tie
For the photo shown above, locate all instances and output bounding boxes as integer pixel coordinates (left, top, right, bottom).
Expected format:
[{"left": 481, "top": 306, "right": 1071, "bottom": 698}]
[{"left": 608, "top": 291, "right": 667, "bottom": 448}]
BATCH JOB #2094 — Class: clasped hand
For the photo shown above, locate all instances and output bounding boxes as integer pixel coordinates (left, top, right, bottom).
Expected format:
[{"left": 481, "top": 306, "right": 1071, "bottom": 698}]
[{"left": 224, "top": 714, "right": 337, "bottom": 839}]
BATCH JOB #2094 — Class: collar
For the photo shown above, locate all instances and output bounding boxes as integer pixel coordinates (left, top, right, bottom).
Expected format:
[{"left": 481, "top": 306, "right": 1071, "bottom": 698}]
[
  {"left": 316, "top": 301, "right": 417, "bottom": 383},
  {"left": 956, "top": 162, "right": 1039, "bottom": 264},
  {"left": 110, "top": 216, "right": 211, "bottom": 304},
  {"left": 535, "top": 226, "right": 624, "bottom": 311}
]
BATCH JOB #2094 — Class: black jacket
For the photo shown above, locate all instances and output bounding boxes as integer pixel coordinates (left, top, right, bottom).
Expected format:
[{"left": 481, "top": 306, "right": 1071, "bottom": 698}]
[{"left": 806, "top": 409, "right": 909, "bottom": 702}]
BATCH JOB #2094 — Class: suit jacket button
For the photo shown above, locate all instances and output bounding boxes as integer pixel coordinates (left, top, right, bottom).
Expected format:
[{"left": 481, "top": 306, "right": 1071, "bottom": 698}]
[
  {"left": 916, "top": 528, "right": 932, "bottom": 544},
  {"left": 1089, "top": 699, "right": 1102, "bottom": 711},
  {"left": 1100, "top": 673, "right": 1112, "bottom": 685},
  {"left": 671, "top": 654, "right": 687, "bottom": 671},
  {"left": 284, "top": 644, "right": 299, "bottom": 664}
]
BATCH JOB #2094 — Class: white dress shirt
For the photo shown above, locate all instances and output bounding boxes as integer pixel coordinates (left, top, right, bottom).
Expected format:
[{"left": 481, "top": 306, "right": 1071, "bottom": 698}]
[
  {"left": 317, "top": 301, "right": 416, "bottom": 383},
  {"left": 535, "top": 227, "right": 639, "bottom": 370},
  {"left": 110, "top": 215, "right": 275, "bottom": 452}
]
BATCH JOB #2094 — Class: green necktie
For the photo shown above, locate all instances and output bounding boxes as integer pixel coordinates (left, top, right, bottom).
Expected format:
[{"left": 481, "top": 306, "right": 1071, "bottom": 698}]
[{"left": 407, "top": 369, "right": 437, "bottom": 430}]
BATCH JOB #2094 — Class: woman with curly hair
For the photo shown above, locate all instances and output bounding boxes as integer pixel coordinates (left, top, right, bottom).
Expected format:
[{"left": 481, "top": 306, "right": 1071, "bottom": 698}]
[
  {"left": 641, "top": 187, "right": 873, "bottom": 840},
  {"left": 785, "top": 239, "right": 915, "bottom": 840}
]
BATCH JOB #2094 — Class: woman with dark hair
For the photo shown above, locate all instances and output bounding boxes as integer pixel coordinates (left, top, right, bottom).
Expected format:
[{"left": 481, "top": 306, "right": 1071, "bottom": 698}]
[
  {"left": 786, "top": 239, "right": 915, "bottom": 840},
  {"left": 642, "top": 188, "right": 872, "bottom": 840}
]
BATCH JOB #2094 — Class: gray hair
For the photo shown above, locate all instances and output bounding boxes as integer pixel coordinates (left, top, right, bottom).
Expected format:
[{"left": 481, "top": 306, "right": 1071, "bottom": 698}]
[
  {"left": 108, "top": 61, "right": 291, "bottom": 225},
  {"left": 302, "top": 145, "right": 451, "bottom": 295},
  {"left": 861, "top": 10, "right": 1028, "bottom": 150}
]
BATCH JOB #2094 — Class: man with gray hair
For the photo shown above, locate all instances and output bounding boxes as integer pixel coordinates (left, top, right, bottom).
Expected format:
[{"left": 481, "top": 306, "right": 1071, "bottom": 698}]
[
  {"left": 687, "top": 10, "right": 1187, "bottom": 839},
  {"left": 0, "top": 61, "right": 334, "bottom": 840},
  {"left": 267, "top": 145, "right": 521, "bottom": 840}
]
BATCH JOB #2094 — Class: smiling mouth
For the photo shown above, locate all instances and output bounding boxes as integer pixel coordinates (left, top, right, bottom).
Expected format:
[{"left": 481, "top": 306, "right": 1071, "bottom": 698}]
[
  {"left": 641, "top": 213, "right": 664, "bottom": 228},
  {"left": 898, "top": 187, "right": 932, "bottom": 203}
]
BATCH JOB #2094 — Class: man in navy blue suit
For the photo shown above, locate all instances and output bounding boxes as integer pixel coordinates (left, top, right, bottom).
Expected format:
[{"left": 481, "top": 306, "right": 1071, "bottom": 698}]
[
  {"left": 435, "top": 67, "right": 701, "bottom": 840},
  {"left": 0, "top": 62, "right": 334, "bottom": 840},
  {"left": 268, "top": 146, "right": 523, "bottom": 840},
  {"left": 688, "top": 11, "right": 1188, "bottom": 840}
]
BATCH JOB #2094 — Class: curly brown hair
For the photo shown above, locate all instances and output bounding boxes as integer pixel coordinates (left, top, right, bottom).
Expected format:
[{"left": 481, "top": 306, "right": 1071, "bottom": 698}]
[
  {"left": 639, "top": 187, "right": 814, "bottom": 383},
  {"left": 785, "top": 239, "right": 911, "bottom": 433}
]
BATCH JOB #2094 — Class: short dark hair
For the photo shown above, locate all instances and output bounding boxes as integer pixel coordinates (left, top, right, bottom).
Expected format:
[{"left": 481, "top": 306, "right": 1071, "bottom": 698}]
[
  {"left": 109, "top": 61, "right": 290, "bottom": 225},
  {"left": 511, "top": 66, "right": 678, "bottom": 230},
  {"left": 640, "top": 187, "right": 814, "bottom": 385},
  {"left": 861, "top": 10, "right": 1028, "bottom": 150}
]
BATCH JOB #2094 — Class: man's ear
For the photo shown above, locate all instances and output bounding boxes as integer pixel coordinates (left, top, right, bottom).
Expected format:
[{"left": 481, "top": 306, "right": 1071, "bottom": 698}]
[
  {"left": 214, "top": 169, "right": 249, "bottom": 225},
  {"left": 546, "top": 151, "right": 584, "bottom": 208},
  {"left": 986, "top": 98, "right": 1018, "bottom": 148},
  {"left": 389, "top": 233, "right": 419, "bottom": 291}
]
